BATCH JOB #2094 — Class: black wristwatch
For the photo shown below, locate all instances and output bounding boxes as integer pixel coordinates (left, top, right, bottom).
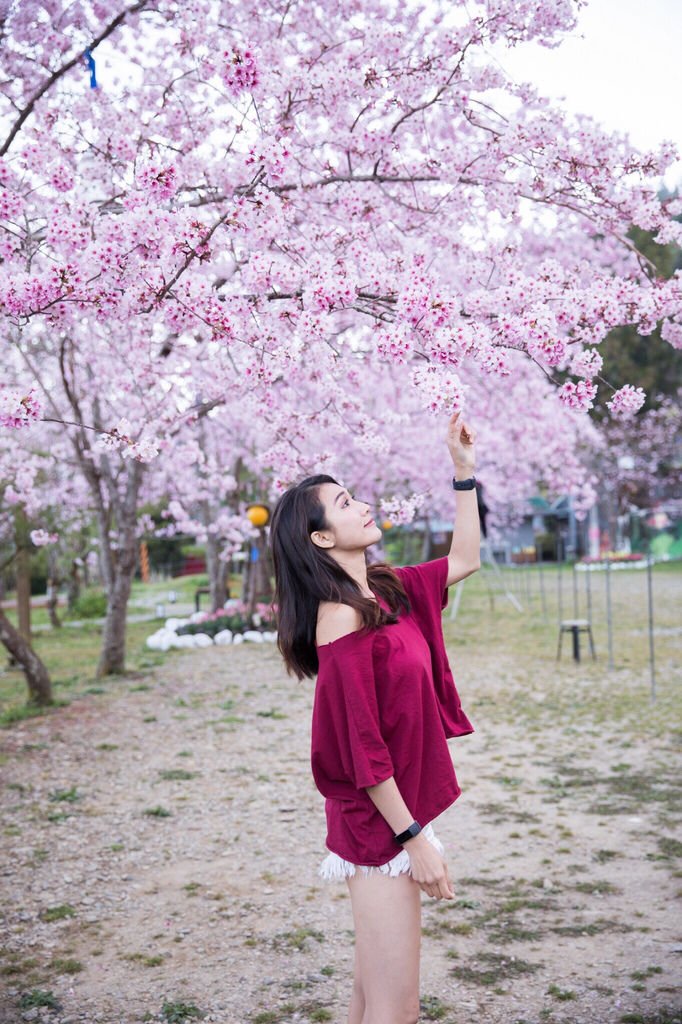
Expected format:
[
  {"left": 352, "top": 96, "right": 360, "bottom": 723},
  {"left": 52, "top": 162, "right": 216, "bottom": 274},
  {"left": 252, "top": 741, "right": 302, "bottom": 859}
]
[
  {"left": 394, "top": 820, "right": 422, "bottom": 845},
  {"left": 452, "top": 475, "right": 476, "bottom": 490}
]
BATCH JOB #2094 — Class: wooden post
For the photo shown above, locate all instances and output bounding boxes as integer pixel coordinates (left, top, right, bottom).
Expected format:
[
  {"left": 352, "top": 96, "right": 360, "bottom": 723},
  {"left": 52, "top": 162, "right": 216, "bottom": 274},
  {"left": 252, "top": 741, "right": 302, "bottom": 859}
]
[{"left": 139, "top": 540, "right": 150, "bottom": 583}]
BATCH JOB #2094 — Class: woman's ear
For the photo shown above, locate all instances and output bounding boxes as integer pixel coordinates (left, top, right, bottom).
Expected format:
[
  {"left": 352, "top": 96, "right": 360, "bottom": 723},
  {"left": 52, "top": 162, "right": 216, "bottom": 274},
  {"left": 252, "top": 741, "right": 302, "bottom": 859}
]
[{"left": 311, "top": 531, "right": 334, "bottom": 549}]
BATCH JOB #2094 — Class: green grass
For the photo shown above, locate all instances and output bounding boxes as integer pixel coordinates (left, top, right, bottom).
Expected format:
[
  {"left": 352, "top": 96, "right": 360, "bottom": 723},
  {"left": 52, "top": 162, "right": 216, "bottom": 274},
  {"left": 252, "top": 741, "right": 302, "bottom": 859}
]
[
  {"left": 630, "top": 966, "right": 663, "bottom": 982},
  {"left": 160, "top": 1000, "right": 205, "bottom": 1022},
  {"left": 658, "top": 837, "right": 682, "bottom": 858},
  {"left": 547, "top": 983, "right": 577, "bottom": 1001},
  {"left": 2, "top": 572, "right": 243, "bottom": 631},
  {"left": 48, "top": 958, "right": 83, "bottom": 974},
  {"left": 449, "top": 951, "right": 542, "bottom": 985},
  {"left": 158, "top": 769, "right": 198, "bottom": 781},
  {"left": 39, "top": 904, "right": 75, "bottom": 922},
  {"left": 271, "top": 926, "right": 325, "bottom": 952},
  {"left": 420, "top": 995, "right": 452, "bottom": 1020},
  {"left": 0, "top": 619, "right": 169, "bottom": 725},
  {"left": 19, "top": 989, "right": 61, "bottom": 1010},
  {"left": 122, "top": 952, "right": 165, "bottom": 967},
  {"left": 574, "top": 880, "right": 621, "bottom": 894},
  {"left": 442, "top": 560, "right": 681, "bottom": 740},
  {"left": 143, "top": 806, "right": 172, "bottom": 818},
  {"left": 0, "top": 572, "right": 248, "bottom": 725},
  {"left": 48, "top": 785, "right": 82, "bottom": 803}
]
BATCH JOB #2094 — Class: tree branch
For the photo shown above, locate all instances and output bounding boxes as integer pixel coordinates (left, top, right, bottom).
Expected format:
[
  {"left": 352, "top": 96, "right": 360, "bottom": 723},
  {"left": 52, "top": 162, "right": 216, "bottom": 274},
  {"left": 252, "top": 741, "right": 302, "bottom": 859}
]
[{"left": 0, "top": 1, "right": 150, "bottom": 157}]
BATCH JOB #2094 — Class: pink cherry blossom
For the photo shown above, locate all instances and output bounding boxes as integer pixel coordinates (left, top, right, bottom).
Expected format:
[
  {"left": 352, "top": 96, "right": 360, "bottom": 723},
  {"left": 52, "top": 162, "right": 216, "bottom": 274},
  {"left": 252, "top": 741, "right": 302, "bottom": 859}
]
[
  {"left": 606, "top": 384, "right": 647, "bottom": 420},
  {"left": 30, "top": 529, "right": 59, "bottom": 546},
  {"left": 0, "top": 383, "right": 42, "bottom": 428},
  {"left": 558, "top": 380, "right": 598, "bottom": 412},
  {"left": 221, "top": 46, "right": 259, "bottom": 96}
]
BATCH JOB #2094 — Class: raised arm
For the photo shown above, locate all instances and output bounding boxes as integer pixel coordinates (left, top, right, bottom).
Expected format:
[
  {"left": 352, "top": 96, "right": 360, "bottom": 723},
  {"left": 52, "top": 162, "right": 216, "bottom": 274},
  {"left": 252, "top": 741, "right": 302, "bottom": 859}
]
[{"left": 446, "top": 410, "right": 481, "bottom": 587}]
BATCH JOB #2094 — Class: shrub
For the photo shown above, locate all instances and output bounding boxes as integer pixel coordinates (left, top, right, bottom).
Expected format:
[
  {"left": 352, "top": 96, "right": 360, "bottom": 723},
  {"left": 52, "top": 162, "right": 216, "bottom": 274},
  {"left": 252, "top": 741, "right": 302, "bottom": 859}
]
[
  {"left": 176, "top": 598, "right": 277, "bottom": 637},
  {"left": 68, "top": 588, "right": 107, "bottom": 619},
  {"left": 177, "top": 612, "right": 247, "bottom": 637}
]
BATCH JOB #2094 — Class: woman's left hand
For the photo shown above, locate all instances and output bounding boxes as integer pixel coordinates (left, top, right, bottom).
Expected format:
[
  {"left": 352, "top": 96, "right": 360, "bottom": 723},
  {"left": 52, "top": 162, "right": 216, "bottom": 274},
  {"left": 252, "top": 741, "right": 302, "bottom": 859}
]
[{"left": 446, "top": 410, "right": 476, "bottom": 475}]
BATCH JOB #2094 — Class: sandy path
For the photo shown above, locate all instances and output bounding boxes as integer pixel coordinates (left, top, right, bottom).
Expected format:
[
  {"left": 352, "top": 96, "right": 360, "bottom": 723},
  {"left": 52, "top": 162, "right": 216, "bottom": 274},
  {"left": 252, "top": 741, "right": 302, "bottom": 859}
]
[{"left": 1, "top": 636, "right": 681, "bottom": 1024}]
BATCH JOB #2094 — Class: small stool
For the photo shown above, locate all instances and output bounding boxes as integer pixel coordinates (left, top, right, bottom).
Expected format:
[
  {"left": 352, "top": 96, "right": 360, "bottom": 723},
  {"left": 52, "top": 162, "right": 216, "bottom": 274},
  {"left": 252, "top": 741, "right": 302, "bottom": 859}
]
[{"left": 557, "top": 619, "right": 596, "bottom": 662}]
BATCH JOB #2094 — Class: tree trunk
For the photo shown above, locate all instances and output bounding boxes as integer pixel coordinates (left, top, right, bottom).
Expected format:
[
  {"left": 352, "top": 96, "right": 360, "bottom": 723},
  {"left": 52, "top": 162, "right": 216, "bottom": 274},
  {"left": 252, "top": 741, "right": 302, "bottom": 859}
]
[
  {"left": 0, "top": 605, "right": 52, "bottom": 705},
  {"left": 66, "top": 560, "right": 82, "bottom": 612},
  {"left": 14, "top": 507, "right": 31, "bottom": 643},
  {"left": 420, "top": 517, "right": 433, "bottom": 561},
  {"left": 196, "top": 425, "right": 234, "bottom": 612},
  {"left": 46, "top": 578, "right": 62, "bottom": 629},
  {"left": 95, "top": 460, "right": 143, "bottom": 678},
  {"left": 55, "top": 362, "right": 145, "bottom": 677},
  {"left": 244, "top": 530, "right": 273, "bottom": 619},
  {"left": 205, "top": 529, "right": 228, "bottom": 612},
  {"left": 96, "top": 563, "right": 135, "bottom": 677},
  {"left": 46, "top": 549, "right": 62, "bottom": 629}
]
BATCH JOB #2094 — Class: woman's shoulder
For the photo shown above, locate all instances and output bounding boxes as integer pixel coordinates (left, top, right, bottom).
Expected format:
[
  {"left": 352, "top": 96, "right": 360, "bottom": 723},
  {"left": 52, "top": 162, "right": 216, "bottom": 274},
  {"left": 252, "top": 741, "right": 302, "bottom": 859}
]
[{"left": 316, "top": 602, "right": 363, "bottom": 648}]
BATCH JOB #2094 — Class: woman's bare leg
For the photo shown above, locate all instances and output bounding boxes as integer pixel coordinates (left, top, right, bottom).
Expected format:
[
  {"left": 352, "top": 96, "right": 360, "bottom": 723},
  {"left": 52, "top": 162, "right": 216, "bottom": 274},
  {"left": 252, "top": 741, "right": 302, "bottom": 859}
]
[
  {"left": 346, "top": 927, "right": 365, "bottom": 1024},
  {"left": 345, "top": 870, "right": 422, "bottom": 1024}
]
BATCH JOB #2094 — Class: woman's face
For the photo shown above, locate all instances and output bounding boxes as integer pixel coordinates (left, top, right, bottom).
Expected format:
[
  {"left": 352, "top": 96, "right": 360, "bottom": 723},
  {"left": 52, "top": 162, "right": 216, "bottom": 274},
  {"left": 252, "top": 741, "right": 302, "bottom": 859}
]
[{"left": 310, "top": 482, "right": 382, "bottom": 552}]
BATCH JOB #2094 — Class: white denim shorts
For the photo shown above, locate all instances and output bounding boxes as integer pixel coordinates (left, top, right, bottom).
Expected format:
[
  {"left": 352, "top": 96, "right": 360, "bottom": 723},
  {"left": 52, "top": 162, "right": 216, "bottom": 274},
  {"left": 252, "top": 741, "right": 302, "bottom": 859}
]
[{"left": 318, "top": 821, "right": 444, "bottom": 881}]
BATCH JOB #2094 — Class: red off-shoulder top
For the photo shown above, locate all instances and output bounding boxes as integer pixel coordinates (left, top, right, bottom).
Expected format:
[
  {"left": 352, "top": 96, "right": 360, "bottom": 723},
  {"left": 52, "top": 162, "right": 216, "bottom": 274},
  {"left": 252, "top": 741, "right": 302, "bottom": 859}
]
[{"left": 310, "top": 555, "right": 474, "bottom": 866}]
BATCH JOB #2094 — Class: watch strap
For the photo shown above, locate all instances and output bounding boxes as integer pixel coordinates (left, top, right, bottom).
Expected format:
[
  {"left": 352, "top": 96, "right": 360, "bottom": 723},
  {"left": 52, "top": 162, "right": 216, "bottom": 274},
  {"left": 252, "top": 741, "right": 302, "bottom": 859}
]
[
  {"left": 452, "top": 475, "right": 476, "bottom": 490},
  {"left": 394, "top": 820, "right": 422, "bottom": 845}
]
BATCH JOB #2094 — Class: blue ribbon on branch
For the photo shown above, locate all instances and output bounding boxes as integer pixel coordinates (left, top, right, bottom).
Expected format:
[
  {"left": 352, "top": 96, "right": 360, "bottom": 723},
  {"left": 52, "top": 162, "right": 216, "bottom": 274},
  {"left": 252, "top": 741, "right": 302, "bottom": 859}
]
[{"left": 84, "top": 48, "right": 98, "bottom": 89}]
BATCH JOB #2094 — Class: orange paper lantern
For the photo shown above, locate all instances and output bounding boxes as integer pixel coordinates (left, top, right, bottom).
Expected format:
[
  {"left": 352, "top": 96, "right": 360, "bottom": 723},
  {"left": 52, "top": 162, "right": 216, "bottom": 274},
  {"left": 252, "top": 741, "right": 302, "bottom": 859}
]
[{"left": 246, "top": 503, "right": 270, "bottom": 528}]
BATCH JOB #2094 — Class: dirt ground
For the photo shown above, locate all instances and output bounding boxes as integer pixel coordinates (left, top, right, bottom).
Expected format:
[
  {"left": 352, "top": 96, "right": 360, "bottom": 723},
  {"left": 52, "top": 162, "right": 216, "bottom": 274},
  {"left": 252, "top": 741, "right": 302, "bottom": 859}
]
[{"left": 1, "top": 618, "right": 681, "bottom": 1024}]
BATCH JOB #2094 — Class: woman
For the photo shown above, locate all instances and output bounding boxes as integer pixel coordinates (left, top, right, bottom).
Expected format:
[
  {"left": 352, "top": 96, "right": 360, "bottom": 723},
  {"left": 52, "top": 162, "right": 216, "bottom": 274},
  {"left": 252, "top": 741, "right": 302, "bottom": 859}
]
[{"left": 269, "top": 411, "right": 480, "bottom": 1024}]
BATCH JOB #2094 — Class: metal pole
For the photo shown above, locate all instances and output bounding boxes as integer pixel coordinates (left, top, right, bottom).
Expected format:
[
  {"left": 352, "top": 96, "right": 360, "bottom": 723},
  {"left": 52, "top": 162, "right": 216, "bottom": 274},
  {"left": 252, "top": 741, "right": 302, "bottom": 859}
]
[
  {"left": 646, "top": 547, "right": 656, "bottom": 703},
  {"left": 557, "top": 562, "right": 563, "bottom": 624},
  {"left": 605, "top": 558, "right": 614, "bottom": 671},
  {"left": 539, "top": 561, "right": 547, "bottom": 620},
  {"left": 572, "top": 562, "right": 578, "bottom": 618},
  {"left": 585, "top": 561, "right": 592, "bottom": 623}
]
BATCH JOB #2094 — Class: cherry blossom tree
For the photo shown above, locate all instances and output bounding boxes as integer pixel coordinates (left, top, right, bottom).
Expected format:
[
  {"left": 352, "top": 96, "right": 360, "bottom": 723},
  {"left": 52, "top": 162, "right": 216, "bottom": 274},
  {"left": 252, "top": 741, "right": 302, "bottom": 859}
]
[
  {"left": 594, "top": 389, "right": 682, "bottom": 531},
  {"left": 145, "top": 420, "right": 260, "bottom": 610},
  {"left": 1, "top": 0, "right": 680, "bottom": 677},
  {"left": 0, "top": 435, "right": 89, "bottom": 703}
]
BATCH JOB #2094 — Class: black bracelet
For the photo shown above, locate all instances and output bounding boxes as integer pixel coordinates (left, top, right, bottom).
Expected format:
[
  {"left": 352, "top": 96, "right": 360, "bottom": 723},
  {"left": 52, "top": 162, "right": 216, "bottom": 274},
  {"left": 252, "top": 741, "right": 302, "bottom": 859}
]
[
  {"left": 452, "top": 475, "right": 476, "bottom": 490},
  {"left": 394, "top": 820, "right": 422, "bottom": 845}
]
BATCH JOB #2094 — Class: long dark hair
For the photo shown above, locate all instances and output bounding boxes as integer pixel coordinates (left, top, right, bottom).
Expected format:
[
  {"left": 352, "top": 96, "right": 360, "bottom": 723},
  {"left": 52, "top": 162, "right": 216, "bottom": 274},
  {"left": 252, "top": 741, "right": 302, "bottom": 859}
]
[{"left": 269, "top": 473, "right": 411, "bottom": 681}]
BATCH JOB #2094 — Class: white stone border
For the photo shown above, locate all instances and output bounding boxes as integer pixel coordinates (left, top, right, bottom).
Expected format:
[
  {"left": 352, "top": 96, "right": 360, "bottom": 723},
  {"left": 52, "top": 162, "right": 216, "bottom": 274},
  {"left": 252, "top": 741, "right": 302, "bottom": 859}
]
[{"left": 145, "top": 612, "right": 277, "bottom": 652}]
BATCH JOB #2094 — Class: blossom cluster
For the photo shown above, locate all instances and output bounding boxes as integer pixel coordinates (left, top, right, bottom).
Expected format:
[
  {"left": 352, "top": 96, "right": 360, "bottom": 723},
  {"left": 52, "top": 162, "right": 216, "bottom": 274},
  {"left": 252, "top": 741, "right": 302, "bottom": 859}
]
[
  {"left": 137, "top": 164, "right": 178, "bottom": 202},
  {"left": 378, "top": 491, "right": 427, "bottom": 526},
  {"left": 558, "top": 379, "right": 598, "bottom": 413},
  {"left": 411, "top": 365, "right": 469, "bottom": 415},
  {"left": 606, "top": 385, "right": 647, "bottom": 420},
  {"left": 0, "top": 382, "right": 42, "bottom": 428},
  {"left": 570, "top": 348, "right": 603, "bottom": 379},
  {"left": 30, "top": 529, "right": 58, "bottom": 546},
  {"left": 221, "top": 46, "right": 259, "bottom": 96},
  {"left": 96, "top": 419, "right": 160, "bottom": 462}
]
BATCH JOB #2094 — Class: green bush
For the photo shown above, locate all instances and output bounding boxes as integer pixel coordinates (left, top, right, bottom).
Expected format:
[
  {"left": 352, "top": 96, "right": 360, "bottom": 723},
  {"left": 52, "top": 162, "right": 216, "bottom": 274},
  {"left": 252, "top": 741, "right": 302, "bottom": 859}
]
[
  {"left": 67, "top": 588, "right": 107, "bottom": 619},
  {"left": 180, "top": 545, "right": 207, "bottom": 559},
  {"left": 30, "top": 571, "right": 48, "bottom": 596},
  {"left": 177, "top": 612, "right": 248, "bottom": 637}
]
